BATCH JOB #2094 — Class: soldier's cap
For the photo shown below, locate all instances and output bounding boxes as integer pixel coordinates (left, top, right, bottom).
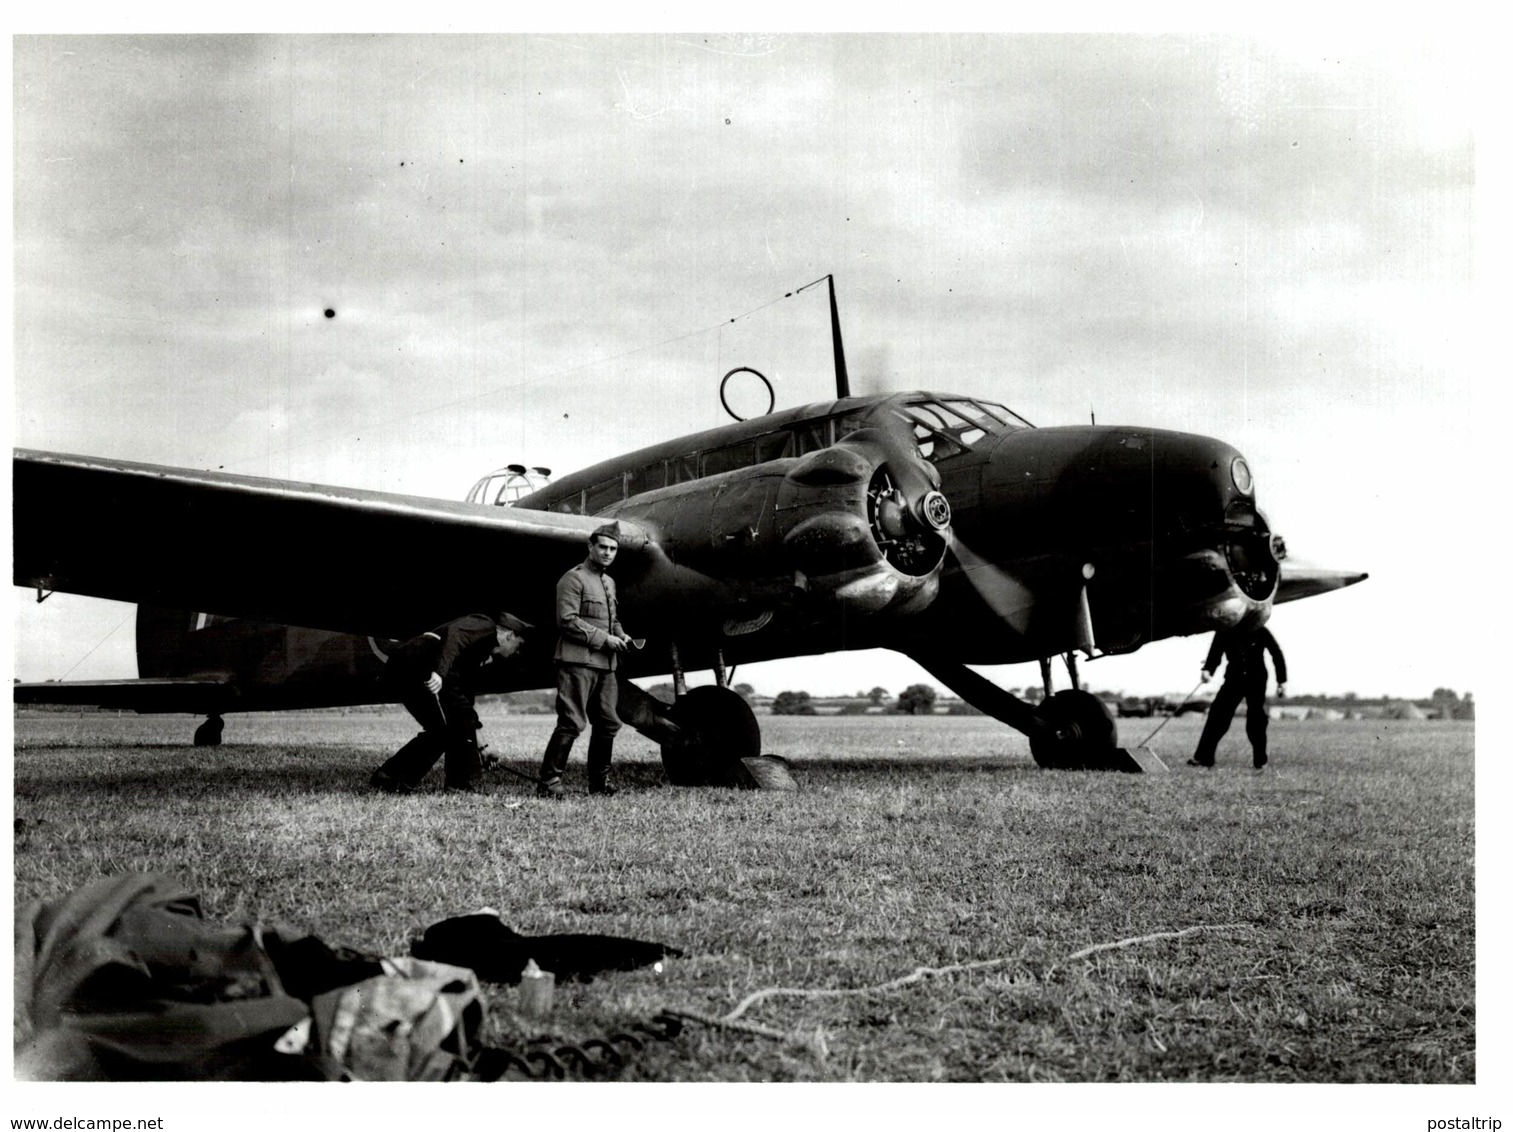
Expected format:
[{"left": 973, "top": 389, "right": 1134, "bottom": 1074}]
[
  {"left": 589, "top": 521, "right": 622, "bottom": 545},
  {"left": 491, "top": 611, "right": 533, "bottom": 634}
]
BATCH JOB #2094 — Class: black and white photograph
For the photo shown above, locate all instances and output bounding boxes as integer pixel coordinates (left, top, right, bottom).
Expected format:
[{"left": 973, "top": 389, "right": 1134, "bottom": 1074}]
[{"left": 9, "top": 23, "right": 1488, "bottom": 1127}]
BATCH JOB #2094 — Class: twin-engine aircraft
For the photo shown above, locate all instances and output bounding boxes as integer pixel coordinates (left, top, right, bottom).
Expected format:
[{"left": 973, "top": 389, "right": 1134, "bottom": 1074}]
[{"left": 13, "top": 376, "right": 1365, "bottom": 779}]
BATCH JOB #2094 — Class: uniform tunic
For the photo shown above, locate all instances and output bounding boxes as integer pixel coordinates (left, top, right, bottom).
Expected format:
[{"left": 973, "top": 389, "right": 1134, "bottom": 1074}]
[
  {"left": 541, "top": 560, "right": 630, "bottom": 788},
  {"left": 554, "top": 563, "right": 624, "bottom": 670}
]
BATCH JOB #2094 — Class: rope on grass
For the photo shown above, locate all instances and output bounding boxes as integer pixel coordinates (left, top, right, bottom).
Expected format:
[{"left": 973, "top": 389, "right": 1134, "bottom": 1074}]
[
  {"left": 721, "top": 955, "right": 1024, "bottom": 1023},
  {"left": 1053, "top": 922, "right": 1255, "bottom": 972},
  {"left": 669, "top": 921, "right": 1256, "bottom": 1054}
]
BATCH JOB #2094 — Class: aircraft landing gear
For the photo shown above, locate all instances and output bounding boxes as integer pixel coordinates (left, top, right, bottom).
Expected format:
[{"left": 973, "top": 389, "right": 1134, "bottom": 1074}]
[
  {"left": 1024, "top": 650, "right": 1131, "bottom": 769},
  {"left": 659, "top": 685, "right": 761, "bottom": 786},
  {"left": 908, "top": 650, "right": 1146, "bottom": 772},
  {"left": 616, "top": 643, "right": 763, "bottom": 786},
  {"left": 193, "top": 714, "right": 225, "bottom": 747},
  {"left": 1029, "top": 690, "right": 1118, "bottom": 769}
]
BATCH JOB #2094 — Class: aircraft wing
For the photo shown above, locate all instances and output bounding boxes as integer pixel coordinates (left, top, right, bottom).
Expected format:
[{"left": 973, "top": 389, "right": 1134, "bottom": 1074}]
[
  {"left": 13, "top": 676, "right": 233, "bottom": 714},
  {"left": 14, "top": 449, "right": 646, "bottom": 640},
  {"left": 1274, "top": 560, "right": 1369, "bottom": 605}
]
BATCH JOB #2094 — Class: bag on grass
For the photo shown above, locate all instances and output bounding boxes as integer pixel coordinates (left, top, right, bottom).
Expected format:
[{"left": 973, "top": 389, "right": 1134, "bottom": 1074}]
[
  {"left": 15, "top": 872, "right": 316, "bottom": 1081},
  {"left": 307, "top": 957, "right": 485, "bottom": 1081},
  {"left": 15, "top": 871, "right": 480, "bottom": 1083}
]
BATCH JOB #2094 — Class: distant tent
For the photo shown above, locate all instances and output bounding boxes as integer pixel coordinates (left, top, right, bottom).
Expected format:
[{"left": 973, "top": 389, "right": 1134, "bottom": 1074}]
[{"left": 1383, "top": 701, "right": 1428, "bottom": 720}]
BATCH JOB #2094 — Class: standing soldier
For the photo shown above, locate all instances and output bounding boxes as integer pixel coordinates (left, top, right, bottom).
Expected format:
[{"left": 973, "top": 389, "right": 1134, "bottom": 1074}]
[
  {"left": 538, "top": 523, "right": 635, "bottom": 798},
  {"left": 370, "top": 611, "right": 531, "bottom": 793},
  {"left": 1189, "top": 625, "right": 1287, "bottom": 769}
]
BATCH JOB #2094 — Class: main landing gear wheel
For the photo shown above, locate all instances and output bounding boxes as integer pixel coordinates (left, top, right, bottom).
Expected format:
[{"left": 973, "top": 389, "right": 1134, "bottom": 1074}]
[
  {"left": 1029, "top": 691, "right": 1118, "bottom": 770},
  {"left": 659, "top": 686, "right": 761, "bottom": 787},
  {"left": 193, "top": 714, "right": 225, "bottom": 748}
]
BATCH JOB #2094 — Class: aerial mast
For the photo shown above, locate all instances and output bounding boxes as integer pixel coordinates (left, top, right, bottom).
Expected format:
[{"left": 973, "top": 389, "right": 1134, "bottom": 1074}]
[{"left": 827, "top": 274, "right": 850, "bottom": 399}]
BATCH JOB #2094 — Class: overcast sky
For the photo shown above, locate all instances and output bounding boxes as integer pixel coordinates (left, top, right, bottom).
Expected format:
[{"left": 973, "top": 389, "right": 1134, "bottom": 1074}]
[{"left": 10, "top": 32, "right": 1477, "bottom": 699}]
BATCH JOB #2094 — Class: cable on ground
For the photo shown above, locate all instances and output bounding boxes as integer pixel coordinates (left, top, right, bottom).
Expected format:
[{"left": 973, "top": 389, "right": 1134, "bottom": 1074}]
[{"left": 667, "top": 921, "right": 1256, "bottom": 1057}]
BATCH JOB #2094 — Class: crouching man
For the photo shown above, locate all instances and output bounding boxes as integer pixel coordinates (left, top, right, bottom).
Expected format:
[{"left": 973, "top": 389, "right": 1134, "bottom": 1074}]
[
  {"left": 370, "top": 611, "right": 531, "bottom": 794},
  {"left": 538, "top": 523, "right": 636, "bottom": 798}
]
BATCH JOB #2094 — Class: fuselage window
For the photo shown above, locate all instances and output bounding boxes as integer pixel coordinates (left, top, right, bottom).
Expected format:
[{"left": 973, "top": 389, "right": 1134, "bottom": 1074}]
[
  {"left": 628, "top": 462, "right": 667, "bottom": 497},
  {"left": 789, "top": 421, "right": 833, "bottom": 456},
  {"left": 584, "top": 477, "right": 624, "bottom": 514},
  {"left": 702, "top": 441, "right": 753, "bottom": 477},
  {"left": 832, "top": 412, "right": 870, "bottom": 440},
  {"left": 671, "top": 454, "right": 700, "bottom": 485},
  {"left": 754, "top": 432, "right": 795, "bottom": 463}
]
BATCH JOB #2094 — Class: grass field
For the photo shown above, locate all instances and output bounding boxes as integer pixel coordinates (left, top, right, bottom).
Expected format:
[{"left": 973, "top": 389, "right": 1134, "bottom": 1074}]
[{"left": 12, "top": 708, "right": 1474, "bottom": 1084}]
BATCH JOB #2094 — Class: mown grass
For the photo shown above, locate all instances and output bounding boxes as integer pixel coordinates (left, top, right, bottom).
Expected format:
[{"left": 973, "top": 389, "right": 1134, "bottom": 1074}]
[{"left": 12, "top": 709, "right": 1474, "bottom": 1082}]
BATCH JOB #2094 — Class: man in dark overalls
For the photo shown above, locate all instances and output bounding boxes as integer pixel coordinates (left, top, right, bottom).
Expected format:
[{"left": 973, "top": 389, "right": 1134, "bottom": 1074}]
[
  {"left": 538, "top": 523, "right": 635, "bottom": 798},
  {"left": 1189, "top": 625, "right": 1287, "bottom": 769},
  {"left": 370, "top": 611, "right": 531, "bottom": 793}
]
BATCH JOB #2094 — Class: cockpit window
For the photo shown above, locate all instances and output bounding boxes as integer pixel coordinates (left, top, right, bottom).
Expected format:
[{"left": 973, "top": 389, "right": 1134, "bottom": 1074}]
[
  {"left": 943, "top": 400, "right": 995, "bottom": 428},
  {"left": 895, "top": 398, "right": 1025, "bottom": 463}
]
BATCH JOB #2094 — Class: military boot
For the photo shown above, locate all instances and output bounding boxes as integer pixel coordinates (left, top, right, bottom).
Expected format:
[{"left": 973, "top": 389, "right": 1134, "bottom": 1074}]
[
  {"left": 537, "top": 730, "right": 575, "bottom": 798},
  {"left": 444, "top": 736, "right": 484, "bottom": 792},
  {"left": 587, "top": 732, "right": 617, "bottom": 796},
  {"left": 371, "top": 732, "right": 440, "bottom": 792}
]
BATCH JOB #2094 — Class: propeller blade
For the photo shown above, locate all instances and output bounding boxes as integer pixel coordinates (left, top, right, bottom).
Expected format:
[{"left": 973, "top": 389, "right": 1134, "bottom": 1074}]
[
  {"left": 862, "top": 412, "right": 939, "bottom": 503},
  {"left": 950, "top": 536, "right": 1035, "bottom": 634}
]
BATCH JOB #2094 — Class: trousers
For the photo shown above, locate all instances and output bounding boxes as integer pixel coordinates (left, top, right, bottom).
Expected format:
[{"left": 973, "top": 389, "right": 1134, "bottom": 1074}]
[
  {"left": 540, "top": 665, "right": 621, "bottom": 786},
  {"left": 376, "top": 683, "right": 483, "bottom": 788},
  {"left": 1192, "top": 671, "right": 1271, "bottom": 767}
]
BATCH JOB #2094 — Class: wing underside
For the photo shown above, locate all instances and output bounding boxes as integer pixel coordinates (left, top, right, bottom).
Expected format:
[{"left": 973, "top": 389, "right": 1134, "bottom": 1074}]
[
  {"left": 12, "top": 676, "right": 234, "bottom": 714},
  {"left": 14, "top": 450, "right": 639, "bottom": 640}
]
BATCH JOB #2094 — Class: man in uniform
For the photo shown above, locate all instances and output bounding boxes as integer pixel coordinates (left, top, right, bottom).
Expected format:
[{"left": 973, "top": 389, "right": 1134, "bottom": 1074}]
[
  {"left": 538, "top": 523, "right": 635, "bottom": 798},
  {"left": 1189, "top": 624, "right": 1287, "bottom": 769},
  {"left": 370, "top": 611, "right": 531, "bottom": 793}
]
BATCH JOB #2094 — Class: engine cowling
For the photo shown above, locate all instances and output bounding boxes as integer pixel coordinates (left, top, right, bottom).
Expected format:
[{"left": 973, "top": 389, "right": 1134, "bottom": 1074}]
[
  {"left": 776, "top": 427, "right": 951, "bottom": 614},
  {"left": 611, "top": 426, "right": 952, "bottom": 618}
]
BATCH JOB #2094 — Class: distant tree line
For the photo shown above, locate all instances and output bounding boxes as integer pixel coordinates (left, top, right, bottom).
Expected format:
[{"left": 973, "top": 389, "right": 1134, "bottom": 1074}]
[
  {"left": 13, "top": 680, "right": 1475, "bottom": 721},
  {"left": 771, "top": 683, "right": 944, "bottom": 716}
]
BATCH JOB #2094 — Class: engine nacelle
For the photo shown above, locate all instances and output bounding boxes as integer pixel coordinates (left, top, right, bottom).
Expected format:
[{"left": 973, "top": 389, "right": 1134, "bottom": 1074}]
[
  {"left": 776, "top": 428, "right": 950, "bottom": 613},
  {"left": 610, "top": 428, "right": 951, "bottom": 617},
  {"left": 1147, "top": 524, "right": 1282, "bottom": 639}
]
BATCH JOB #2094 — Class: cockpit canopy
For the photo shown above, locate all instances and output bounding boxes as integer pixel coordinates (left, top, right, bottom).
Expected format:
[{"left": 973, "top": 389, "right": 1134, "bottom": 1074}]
[
  {"left": 894, "top": 397, "right": 1029, "bottom": 463},
  {"left": 508, "top": 391, "right": 1031, "bottom": 516},
  {"left": 467, "top": 464, "right": 554, "bottom": 507}
]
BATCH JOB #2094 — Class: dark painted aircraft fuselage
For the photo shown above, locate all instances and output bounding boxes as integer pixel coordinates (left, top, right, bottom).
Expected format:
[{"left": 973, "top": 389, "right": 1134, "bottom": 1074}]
[{"left": 120, "top": 391, "right": 1279, "bottom": 715}]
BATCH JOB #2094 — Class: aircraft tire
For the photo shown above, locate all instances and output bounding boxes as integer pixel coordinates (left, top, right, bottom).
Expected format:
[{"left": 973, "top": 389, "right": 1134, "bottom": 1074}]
[
  {"left": 660, "top": 686, "right": 761, "bottom": 787},
  {"left": 1029, "top": 691, "right": 1116, "bottom": 770}
]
